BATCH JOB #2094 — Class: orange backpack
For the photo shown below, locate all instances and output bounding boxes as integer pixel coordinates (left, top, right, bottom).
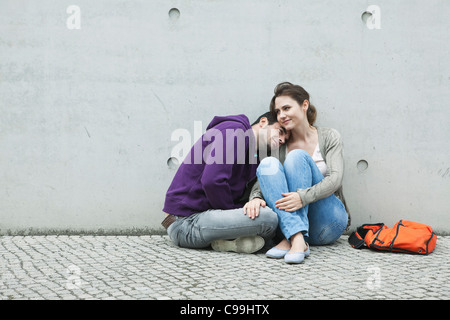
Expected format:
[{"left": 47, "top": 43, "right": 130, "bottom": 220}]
[{"left": 348, "top": 220, "right": 437, "bottom": 255}]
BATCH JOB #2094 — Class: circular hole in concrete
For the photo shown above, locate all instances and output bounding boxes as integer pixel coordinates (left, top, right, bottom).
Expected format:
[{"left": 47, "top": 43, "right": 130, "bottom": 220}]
[
  {"left": 357, "top": 160, "right": 369, "bottom": 172},
  {"left": 169, "top": 8, "right": 180, "bottom": 20},
  {"left": 361, "top": 11, "right": 373, "bottom": 24},
  {"left": 167, "top": 157, "right": 179, "bottom": 169}
]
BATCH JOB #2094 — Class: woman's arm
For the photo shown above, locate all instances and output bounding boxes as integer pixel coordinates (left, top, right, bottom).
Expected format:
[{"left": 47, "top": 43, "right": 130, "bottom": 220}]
[{"left": 296, "top": 128, "right": 344, "bottom": 206}]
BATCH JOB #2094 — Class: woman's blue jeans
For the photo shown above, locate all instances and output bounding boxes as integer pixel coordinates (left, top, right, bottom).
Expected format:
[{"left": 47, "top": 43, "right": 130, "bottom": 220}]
[{"left": 256, "top": 149, "right": 348, "bottom": 246}]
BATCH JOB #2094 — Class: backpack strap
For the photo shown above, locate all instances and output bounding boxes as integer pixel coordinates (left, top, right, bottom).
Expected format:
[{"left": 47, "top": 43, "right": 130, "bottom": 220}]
[
  {"left": 348, "top": 231, "right": 366, "bottom": 249},
  {"left": 348, "top": 223, "right": 385, "bottom": 249}
]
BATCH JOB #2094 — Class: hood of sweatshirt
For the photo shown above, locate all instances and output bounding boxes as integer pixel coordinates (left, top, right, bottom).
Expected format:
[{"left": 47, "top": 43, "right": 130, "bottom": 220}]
[{"left": 206, "top": 114, "right": 252, "bottom": 131}]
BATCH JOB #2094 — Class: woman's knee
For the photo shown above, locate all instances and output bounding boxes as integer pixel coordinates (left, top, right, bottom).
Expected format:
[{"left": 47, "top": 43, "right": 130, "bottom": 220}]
[
  {"left": 284, "top": 149, "right": 310, "bottom": 167},
  {"left": 283, "top": 149, "right": 315, "bottom": 182},
  {"left": 257, "top": 156, "right": 281, "bottom": 177}
]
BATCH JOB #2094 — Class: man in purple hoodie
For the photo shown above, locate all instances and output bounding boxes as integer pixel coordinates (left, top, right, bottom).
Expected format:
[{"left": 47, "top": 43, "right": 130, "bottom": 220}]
[{"left": 162, "top": 112, "right": 287, "bottom": 253}]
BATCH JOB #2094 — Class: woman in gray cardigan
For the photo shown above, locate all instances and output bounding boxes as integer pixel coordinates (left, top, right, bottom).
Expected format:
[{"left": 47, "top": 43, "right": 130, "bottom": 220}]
[{"left": 243, "top": 82, "right": 350, "bottom": 264}]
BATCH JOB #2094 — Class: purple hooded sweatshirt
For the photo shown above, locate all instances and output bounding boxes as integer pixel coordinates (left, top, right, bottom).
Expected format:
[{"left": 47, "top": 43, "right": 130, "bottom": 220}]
[{"left": 163, "top": 114, "right": 258, "bottom": 217}]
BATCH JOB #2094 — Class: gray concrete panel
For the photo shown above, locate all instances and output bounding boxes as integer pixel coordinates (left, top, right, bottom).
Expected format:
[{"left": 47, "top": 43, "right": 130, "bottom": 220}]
[{"left": 1, "top": 1, "right": 449, "bottom": 234}]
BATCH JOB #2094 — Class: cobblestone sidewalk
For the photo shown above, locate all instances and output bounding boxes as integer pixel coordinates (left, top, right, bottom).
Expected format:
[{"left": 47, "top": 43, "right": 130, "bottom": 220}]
[{"left": 1, "top": 234, "right": 449, "bottom": 300}]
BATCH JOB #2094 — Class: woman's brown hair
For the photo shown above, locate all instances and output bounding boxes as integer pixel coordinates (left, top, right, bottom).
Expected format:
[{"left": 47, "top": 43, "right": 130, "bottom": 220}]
[{"left": 269, "top": 82, "right": 317, "bottom": 126}]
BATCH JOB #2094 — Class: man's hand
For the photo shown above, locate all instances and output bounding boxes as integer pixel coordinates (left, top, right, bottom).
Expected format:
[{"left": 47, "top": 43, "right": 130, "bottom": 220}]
[
  {"left": 275, "top": 192, "right": 303, "bottom": 212},
  {"left": 243, "top": 198, "right": 266, "bottom": 220}
]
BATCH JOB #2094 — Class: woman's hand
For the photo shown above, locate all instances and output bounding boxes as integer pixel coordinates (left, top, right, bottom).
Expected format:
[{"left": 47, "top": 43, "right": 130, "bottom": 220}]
[
  {"left": 275, "top": 192, "right": 303, "bottom": 212},
  {"left": 243, "top": 198, "right": 266, "bottom": 219}
]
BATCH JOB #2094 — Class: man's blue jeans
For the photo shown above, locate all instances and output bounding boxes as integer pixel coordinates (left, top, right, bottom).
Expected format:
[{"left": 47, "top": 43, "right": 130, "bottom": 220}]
[
  {"left": 167, "top": 207, "right": 278, "bottom": 249},
  {"left": 257, "top": 149, "right": 348, "bottom": 245}
]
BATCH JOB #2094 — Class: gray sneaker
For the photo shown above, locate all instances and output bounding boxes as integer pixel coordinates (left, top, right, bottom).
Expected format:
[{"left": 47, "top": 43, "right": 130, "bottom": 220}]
[{"left": 211, "top": 236, "right": 265, "bottom": 254}]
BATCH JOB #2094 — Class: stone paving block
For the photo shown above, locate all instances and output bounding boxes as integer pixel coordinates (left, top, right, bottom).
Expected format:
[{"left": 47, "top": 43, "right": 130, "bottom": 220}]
[{"left": 1, "top": 234, "right": 449, "bottom": 300}]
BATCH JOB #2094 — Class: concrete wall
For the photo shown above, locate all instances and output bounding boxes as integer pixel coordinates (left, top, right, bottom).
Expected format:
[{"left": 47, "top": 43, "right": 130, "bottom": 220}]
[{"left": 1, "top": 0, "right": 449, "bottom": 235}]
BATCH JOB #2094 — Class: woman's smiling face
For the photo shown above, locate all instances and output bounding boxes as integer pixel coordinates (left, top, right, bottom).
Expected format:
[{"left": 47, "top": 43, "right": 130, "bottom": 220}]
[{"left": 273, "top": 95, "right": 309, "bottom": 130}]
